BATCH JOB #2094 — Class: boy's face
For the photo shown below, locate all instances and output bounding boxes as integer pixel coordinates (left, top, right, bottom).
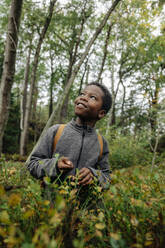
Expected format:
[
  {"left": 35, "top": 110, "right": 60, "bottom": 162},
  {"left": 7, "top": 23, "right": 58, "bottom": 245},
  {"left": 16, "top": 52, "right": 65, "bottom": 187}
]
[{"left": 74, "top": 85, "right": 106, "bottom": 122}]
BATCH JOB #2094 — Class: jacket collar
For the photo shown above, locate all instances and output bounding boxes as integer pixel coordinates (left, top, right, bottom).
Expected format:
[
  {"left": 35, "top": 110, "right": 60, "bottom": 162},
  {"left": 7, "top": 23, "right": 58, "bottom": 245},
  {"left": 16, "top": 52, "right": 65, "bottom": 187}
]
[{"left": 69, "top": 119, "right": 95, "bottom": 134}]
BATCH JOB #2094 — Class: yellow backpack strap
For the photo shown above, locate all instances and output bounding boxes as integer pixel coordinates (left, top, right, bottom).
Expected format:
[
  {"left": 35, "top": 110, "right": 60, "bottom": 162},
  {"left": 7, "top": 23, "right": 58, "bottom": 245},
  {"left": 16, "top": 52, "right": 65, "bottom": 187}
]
[
  {"left": 53, "top": 124, "right": 66, "bottom": 152},
  {"left": 97, "top": 133, "right": 103, "bottom": 161}
]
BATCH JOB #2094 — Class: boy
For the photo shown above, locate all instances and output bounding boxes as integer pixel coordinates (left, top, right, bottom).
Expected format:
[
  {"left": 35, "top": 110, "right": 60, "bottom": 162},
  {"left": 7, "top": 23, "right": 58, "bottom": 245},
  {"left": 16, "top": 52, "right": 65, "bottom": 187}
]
[{"left": 27, "top": 82, "right": 112, "bottom": 189}]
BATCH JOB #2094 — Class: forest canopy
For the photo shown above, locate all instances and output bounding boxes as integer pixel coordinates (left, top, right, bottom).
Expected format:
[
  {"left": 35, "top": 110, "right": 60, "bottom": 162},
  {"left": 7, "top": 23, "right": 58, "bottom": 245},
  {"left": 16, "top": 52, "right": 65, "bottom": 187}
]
[{"left": 0, "top": 0, "right": 165, "bottom": 164}]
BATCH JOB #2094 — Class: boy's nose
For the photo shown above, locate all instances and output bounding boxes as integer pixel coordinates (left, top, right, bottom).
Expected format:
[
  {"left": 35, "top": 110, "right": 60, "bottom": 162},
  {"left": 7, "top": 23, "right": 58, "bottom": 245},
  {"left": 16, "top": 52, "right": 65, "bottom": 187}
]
[{"left": 80, "top": 95, "right": 88, "bottom": 101}]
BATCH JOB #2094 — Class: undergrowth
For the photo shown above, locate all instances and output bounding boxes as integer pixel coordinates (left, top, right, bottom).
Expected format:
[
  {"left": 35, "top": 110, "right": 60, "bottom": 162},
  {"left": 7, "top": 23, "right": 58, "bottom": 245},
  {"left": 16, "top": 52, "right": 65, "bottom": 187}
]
[{"left": 0, "top": 158, "right": 165, "bottom": 248}]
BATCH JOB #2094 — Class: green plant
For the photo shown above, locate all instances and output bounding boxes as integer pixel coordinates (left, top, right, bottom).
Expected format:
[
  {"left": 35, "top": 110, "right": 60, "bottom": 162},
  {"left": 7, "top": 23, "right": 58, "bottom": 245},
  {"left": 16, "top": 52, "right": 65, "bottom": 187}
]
[
  {"left": 0, "top": 159, "right": 165, "bottom": 248},
  {"left": 106, "top": 135, "right": 152, "bottom": 170}
]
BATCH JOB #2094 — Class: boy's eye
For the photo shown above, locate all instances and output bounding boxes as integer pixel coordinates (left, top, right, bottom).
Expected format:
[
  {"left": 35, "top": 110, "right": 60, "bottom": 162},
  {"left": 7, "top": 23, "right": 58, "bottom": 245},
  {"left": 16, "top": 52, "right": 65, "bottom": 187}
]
[
  {"left": 79, "top": 92, "right": 85, "bottom": 96},
  {"left": 90, "top": 95, "right": 96, "bottom": 100}
]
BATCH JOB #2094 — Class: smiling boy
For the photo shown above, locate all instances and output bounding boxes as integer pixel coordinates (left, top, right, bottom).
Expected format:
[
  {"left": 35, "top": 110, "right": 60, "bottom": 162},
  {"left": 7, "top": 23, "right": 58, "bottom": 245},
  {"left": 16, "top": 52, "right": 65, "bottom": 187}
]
[{"left": 27, "top": 82, "right": 112, "bottom": 188}]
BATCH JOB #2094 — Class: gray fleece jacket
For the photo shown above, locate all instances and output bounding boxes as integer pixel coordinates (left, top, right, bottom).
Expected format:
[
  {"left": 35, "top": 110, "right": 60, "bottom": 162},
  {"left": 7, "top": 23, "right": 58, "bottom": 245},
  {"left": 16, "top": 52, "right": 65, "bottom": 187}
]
[{"left": 27, "top": 119, "right": 111, "bottom": 188}]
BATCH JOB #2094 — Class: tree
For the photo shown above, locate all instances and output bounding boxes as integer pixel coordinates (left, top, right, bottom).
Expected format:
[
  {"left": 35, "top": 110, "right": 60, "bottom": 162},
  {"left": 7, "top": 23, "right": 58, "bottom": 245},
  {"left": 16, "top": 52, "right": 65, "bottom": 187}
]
[
  {"left": 47, "top": 0, "right": 95, "bottom": 122},
  {"left": 0, "top": 0, "right": 23, "bottom": 154},
  {"left": 103, "top": 0, "right": 165, "bottom": 134},
  {"left": 20, "top": 41, "right": 32, "bottom": 142},
  {"left": 20, "top": 0, "right": 57, "bottom": 156}
]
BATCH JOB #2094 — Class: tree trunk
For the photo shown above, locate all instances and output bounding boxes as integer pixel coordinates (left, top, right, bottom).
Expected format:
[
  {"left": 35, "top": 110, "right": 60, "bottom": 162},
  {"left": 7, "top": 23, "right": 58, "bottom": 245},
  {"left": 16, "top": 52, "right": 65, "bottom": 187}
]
[
  {"left": 108, "top": 66, "right": 116, "bottom": 127},
  {"left": 31, "top": 83, "right": 38, "bottom": 122},
  {"left": 26, "top": 0, "right": 122, "bottom": 164},
  {"left": 49, "top": 50, "right": 55, "bottom": 117},
  {"left": 106, "top": 34, "right": 120, "bottom": 134},
  {"left": 49, "top": 79, "right": 53, "bottom": 118},
  {"left": 20, "top": 46, "right": 32, "bottom": 155},
  {"left": 106, "top": 62, "right": 120, "bottom": 135},
  {"left": 120, "top": 78, "right": 126, "bottom": 131},
  {"left": 149, "top": 84, "right": 159, "bottom": 134},
  {"left": 0, "top": 0, "right": 23, "bottom": 154},
  {"left": 78, "top": 58, "right": 89, "bottom": 96},
  {"left": 20, "top": 45, "right": 32, "bottom": 133},
  {"left": 58, "top": 53, "right": 74, "bottom": 123},
  {"left": 85, "top": 64, "right": 90, "bottom": 84},
  {"left": 97, "top": 23, "right": 113, "bottom": 82},
  {"left": 58, "top": 2, "right": 88, "bottom": 122},
  {"left": 20, "top": 0, "right": 57, "bottom": 156}
]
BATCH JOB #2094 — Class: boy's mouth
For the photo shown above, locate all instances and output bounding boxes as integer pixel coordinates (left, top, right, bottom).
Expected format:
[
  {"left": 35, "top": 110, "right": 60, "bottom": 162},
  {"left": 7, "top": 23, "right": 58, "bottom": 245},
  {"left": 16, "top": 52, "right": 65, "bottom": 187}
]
[{"left": 76, "top": 102, "right": 87, "bottom": 108}]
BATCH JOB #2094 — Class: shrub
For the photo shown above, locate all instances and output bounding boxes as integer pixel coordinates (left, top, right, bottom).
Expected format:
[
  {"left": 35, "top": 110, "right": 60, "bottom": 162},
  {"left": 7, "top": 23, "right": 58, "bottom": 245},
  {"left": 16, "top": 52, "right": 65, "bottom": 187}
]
[
  {"left": 106, "top": 135, "right": 153, "bottom": 170},
  {"left": 0, "top": 159, "right": 165, "bottom": 247}
]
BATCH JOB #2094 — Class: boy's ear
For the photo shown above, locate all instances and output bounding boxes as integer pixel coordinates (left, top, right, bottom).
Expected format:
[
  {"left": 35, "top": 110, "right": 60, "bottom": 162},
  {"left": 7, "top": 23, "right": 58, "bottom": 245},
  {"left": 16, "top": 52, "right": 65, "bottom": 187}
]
[{"left": 98, "top": 109, "right": 106, "bottom": 120}]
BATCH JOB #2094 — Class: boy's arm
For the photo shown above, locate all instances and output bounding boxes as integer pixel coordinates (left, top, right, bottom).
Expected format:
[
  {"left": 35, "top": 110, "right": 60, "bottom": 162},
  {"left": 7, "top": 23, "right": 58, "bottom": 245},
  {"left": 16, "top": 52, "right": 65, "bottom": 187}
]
[
  {"left": 88, "top": 136, "right": 111, "bottom": 189},
  {"left": 27, "top": 125, "right": 60, "bottom": 179}
]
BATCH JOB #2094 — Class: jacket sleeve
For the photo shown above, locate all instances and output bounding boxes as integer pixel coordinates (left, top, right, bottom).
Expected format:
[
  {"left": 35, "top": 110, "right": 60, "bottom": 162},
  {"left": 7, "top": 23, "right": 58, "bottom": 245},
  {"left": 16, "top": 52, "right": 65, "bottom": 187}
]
[
  {"left": 88, "top": 136, "right": 111, "bottom": 189},
  {"left": 27, "top": 125, "right": 60, "bottom": 180}
]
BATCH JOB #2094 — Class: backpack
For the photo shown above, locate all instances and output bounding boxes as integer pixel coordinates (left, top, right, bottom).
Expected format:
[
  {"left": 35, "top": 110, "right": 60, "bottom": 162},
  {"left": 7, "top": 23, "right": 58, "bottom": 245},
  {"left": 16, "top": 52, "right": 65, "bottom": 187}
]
[{"left": 53, "top": 124, "right": 103, "bottom": 161}]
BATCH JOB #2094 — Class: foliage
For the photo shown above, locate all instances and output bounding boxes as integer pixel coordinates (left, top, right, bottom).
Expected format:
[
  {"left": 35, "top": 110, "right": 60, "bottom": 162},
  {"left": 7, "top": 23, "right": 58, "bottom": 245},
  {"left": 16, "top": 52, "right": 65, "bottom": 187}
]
[
  {"left": 96, "top": 119, "right": 154, "bottom": 170},
  {"left": 0, "top": 159, "right": 165, "bottom": 248},
  {"left": 107, "top": 134, "right": 153, "bottom": 170},
  {"left": 3, "top": 93, "right": 20, "bottom": 154}
]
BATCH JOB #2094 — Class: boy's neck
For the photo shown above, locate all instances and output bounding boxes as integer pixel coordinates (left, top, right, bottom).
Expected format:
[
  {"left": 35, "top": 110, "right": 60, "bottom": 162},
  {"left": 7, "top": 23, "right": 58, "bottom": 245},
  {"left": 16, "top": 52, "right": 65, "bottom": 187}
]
[{"left": 75, "top": 117, "right": 96, "bottom": 128}]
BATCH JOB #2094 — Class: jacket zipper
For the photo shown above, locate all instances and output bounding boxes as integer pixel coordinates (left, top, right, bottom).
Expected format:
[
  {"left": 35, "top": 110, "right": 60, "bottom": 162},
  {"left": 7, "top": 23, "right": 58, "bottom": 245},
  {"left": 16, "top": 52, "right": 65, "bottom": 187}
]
[{"left": 76, "top": 129, "right": 85, "bottom": 169}]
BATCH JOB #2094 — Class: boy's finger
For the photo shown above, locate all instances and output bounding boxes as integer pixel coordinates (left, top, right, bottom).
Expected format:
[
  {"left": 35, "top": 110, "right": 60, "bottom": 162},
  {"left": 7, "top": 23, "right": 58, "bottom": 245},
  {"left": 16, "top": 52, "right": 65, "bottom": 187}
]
[
  {"left": 78, "top": 171, "right": 87, "bottom": 179},
  {"left": 63, "top": 157, "right": 73, "bottom": 167},
  {"left": 79, "top": 171, "right": 92, "bottom": 181},
  {"left": 79, "top": 168, "right": 90, "bottom": 179},
  {"left": 60, "top": 157, "right": 73, "bottom": 168},
  {"left": 79, "top": 167, "right": 86, "bottom": 174},
  {"left": 58, "top": 161, "right": 73, "bottom": 170},
  {"left": 79, "top": 174, "right": 92, "bottom": 185},
  {"left": 82, "top": 177, "right": 93, "bottom": 186},
  {"left": 65, "top": 161, "right": 73, "bottom": 167},
  {"left": 59, "top": 164, "right": 73, "bottom": 170}
]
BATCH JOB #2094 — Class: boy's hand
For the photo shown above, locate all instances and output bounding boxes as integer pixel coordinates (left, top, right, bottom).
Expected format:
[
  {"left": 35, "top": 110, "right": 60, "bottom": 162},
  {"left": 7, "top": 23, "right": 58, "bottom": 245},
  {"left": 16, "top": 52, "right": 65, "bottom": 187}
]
[
  {"left": 78, "top": 168, "right": 93, "bottom": 186},
  {"left": 57, "top": 157, "right": 74, "bottom": 171}
]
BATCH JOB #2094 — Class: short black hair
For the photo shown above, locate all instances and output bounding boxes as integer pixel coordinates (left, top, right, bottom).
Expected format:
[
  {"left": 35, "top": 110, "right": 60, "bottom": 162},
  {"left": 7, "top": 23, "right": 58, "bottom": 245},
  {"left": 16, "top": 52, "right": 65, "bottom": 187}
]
[{"left": 87, "top": 82, "right": 112, "bottom": 114}]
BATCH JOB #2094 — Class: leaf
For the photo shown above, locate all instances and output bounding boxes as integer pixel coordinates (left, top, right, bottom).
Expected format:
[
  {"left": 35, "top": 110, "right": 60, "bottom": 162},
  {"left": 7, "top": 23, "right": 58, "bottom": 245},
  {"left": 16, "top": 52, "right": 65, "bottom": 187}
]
[
  {"left": 157, "top": 55, "right": 163, "bottom": 62},
  {"left": 131, "top": 244, "right": 143, "bottom": 248},
  {"left": 98, "top": 212, "right": 104, "bottom": 221},
  {"left": 95, "top": 230, "right": 103, "bottom": 238},
  {"left": 154, "top": 173, "right": 159, "bottom": 180},
  {"left": 8, "top": 193, "right": 21, "bottom": 207},
  {"left": 0, "top": 227, "right": 7, "bottom": 237},
  {"left": 43, "top": 200, "right": 50, "bottom": 206},
  {"left": 70, "top": 189, "right": 78, "bottom": 198},
  {"left": 0, "top": 185, "right": 5, "bottom": 196},
  {"left": 23, "top": 210, "right": 35, "bottom": 219},
  {"left": 50, "top": 212, "right": 61, "bottom": 226},
  {"left": 0, "top": 211, "right": 10, "bottom": 224},
  {"left": 96, "top": 186, "right": 102, "bottom": 193},
  {"left": 95, "top": 223, "right": 105, "bottom": 230},
  {"left": 59, "top": 189, "right": 68, "bottom": 195},
  {"left": 110, "top": 232, "right": 120, "bottom": 241},
  {"left": 130, "top": 198, "right": 144, "bottom": 207},
  {"left": 144, "top": 241, "right": 153, "bottom": 246},
  {"left": 110, "top": 185, "right": 117, "bottom": 194},
  {"left": 55, "top": 195, "right": 65, "bottom": 210},
  {"left": 9, "top": 168, "right": 16, "bottom": 175},
  {"left": 43, "top": 176, "right": 51, "bottom": 185},
  {"left": 70, "top": 181, "right": 76, "bottom": 186},
  {"left": 145, "top": 232, "right": 153, "bottom": 241},
  {"left": 130, "top": 215, "right": 139, "bottom": 227}
]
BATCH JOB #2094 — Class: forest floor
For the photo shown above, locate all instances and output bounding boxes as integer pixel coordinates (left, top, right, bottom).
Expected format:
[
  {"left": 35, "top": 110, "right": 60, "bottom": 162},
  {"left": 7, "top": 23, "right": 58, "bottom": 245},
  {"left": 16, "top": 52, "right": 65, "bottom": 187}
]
[{"left": 0, "top": 159, "right": 165, "bottom": 248}]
